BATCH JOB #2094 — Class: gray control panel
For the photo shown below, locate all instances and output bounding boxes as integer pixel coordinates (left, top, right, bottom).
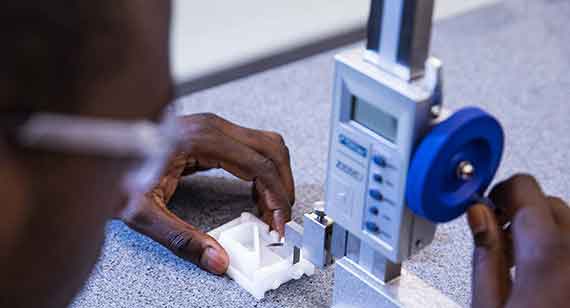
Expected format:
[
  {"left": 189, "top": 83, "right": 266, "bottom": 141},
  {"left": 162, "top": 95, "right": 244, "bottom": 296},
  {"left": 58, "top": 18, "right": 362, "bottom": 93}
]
[{"left": 325, "top": 48, "right": 438, "bottom": 263}]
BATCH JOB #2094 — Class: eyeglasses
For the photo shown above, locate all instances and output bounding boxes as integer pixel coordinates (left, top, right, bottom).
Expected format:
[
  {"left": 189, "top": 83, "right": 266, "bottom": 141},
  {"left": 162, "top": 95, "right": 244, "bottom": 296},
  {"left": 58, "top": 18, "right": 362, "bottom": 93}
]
[{"left": 13, "top": 111, "right": 180, "bottom": 194}]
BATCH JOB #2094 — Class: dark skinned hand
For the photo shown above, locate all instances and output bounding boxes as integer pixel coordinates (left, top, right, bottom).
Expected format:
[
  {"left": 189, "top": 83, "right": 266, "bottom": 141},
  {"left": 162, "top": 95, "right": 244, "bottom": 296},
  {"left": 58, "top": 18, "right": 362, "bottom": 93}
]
[
  {"left": 117, "top": 113, "right": 295, "bottom": 275},
  {"left": 468, "top": 174, "right": 570, "bottom": 308}
]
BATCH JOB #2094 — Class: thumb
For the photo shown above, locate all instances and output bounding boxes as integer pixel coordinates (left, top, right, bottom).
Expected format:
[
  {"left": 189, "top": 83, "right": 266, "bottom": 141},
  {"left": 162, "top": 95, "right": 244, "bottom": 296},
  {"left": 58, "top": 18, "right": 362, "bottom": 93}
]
[
  {"left": 121, "top": 195, "right": 229, "bottom": 275},
  {"left": 467, "top": 204, "right": 512, "bottom": 308}
]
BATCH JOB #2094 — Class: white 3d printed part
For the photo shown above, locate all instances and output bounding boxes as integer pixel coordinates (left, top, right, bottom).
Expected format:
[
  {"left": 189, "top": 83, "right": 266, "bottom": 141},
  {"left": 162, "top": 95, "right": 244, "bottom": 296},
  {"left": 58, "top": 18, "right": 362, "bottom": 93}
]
[{"left": 208, "top": 212, "right": 315, "bottom": 299}]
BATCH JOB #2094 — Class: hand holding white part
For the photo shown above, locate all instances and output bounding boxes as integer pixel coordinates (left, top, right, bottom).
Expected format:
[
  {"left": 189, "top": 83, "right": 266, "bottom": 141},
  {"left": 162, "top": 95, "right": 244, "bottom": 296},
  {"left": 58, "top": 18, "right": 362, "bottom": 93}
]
[{"left": 117, "top": 113, "right": 296, "bottom": 275}]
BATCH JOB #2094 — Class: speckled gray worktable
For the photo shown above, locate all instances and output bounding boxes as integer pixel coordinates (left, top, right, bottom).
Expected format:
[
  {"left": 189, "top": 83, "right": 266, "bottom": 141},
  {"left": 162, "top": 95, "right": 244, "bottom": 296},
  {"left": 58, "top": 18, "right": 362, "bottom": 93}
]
[{"left": 72, "top": 1, "right": 570, "bottom": 307}]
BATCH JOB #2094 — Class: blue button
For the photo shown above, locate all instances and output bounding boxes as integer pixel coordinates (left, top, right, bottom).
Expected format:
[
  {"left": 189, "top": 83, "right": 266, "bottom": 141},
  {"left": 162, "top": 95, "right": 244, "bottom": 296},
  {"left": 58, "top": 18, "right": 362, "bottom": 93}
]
[
  {"left": 369, "top": 189, "right": 383, "bottom": 201},
  {"left": 366, "top": 222, "right": 379, "bottom": 233},
  {"left": 369, "top": 207, "right": 379, "bottom": 215},
  {"left": 373, "top": 174, "right": 383, "bottom": 183},
  {"left": 373, "top": 155, "right": 387, "bottom": 167}
]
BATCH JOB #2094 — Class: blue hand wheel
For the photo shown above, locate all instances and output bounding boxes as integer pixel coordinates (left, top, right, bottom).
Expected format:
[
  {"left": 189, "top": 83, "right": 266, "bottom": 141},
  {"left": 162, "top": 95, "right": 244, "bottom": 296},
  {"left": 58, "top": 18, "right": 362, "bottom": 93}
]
[{"left": 406, "top": 107, "right": 504, "bottom": 223}]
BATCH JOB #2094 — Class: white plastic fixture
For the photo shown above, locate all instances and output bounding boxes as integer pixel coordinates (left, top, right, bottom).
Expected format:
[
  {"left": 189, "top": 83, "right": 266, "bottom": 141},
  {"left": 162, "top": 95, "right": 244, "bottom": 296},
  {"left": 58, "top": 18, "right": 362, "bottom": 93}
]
[{"left": 208, "top": 212, "right": 315, "bottom": 299}]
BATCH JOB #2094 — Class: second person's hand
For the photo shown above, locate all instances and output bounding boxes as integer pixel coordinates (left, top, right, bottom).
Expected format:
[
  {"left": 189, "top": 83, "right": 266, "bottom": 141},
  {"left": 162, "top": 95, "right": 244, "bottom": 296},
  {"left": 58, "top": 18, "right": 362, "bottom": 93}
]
[
  {"left": 117, "top": 113, "right": 295, "bottom": 274},
  {"left": 468, "top": 174, "right": 570, "bottom": 308}
]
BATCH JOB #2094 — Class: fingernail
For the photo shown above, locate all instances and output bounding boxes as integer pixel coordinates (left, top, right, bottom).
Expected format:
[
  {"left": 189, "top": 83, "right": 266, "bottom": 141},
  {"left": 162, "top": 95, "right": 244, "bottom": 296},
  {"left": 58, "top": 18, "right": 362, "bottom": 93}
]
[
  {"left": 468, "top": 205, "right": 492, "bottom": 247},
  {"left": 468, "top": 205, "right": 489, "bottom": 235},
  {"left": 201, "top": 247, "right": 229, "bottom": 275}
]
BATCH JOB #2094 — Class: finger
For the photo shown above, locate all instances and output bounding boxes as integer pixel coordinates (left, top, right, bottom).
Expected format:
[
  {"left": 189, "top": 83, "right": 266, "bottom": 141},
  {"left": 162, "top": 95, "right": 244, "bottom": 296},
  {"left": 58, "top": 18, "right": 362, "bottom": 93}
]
[
  {"left": 502, "top": 224, "right": 515, "bottom": 269},
  {"left": 548, "top": 196, "right": 570, "bottom": 228},
  {"left": 157, "top": 153, "right": 188, "bottom": 198},
  {"left": 490, "top": 175, "right": 559, "bottom": 269},
  {"left": 468, "top": 204, "right": 512, "bottom": 308},
  {"left": 204, "top": 115, "right": 295, "bottom": 204},
  {"left": 181, "top": 127, "right": 291, "bottom": 233},
  {"left": 271, "top": 208, "right": 291, "bottom": 236},
  {"left": 180, "top": 156, "right": 206, "bottom": 176},
  {"left": 490, "top": 174, "right": 554, "bottom": 230},
  {"left": 122, "top": 194, "right": 229, "bottom": 275},
  {"left": 115, "top": 153, "right": 187, "bottom": 218},
  {"left": 254, "top": 180, "right": 291, "bottom": 236}
]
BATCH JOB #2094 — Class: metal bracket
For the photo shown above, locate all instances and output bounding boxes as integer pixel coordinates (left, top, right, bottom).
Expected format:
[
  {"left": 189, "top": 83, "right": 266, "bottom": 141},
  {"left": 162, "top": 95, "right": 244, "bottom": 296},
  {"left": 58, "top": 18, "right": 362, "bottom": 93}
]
[{"left": 285, "top": 211, "right": 335, "bottom": 268}]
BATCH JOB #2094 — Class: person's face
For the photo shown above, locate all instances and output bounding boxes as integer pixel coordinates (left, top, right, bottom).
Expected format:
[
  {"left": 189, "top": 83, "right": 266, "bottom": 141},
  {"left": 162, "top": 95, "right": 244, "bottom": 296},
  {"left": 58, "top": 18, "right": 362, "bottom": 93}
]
[{"left": 2, "top": 2, "right": 176, "bottom": 307}]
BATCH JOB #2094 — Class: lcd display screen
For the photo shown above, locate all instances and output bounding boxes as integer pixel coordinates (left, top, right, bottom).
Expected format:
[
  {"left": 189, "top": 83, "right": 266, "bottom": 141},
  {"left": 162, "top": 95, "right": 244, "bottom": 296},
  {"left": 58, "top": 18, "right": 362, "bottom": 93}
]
[{"left": 351, "top": 96, "right": 398, "bottom": 143}]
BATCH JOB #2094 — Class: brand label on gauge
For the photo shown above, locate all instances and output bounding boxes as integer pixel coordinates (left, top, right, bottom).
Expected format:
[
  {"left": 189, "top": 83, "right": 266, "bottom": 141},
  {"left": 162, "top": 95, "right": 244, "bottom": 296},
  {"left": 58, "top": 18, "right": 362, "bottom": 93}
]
[{"left": 336, "top": 160, "right": 364, "bottom": 182}]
